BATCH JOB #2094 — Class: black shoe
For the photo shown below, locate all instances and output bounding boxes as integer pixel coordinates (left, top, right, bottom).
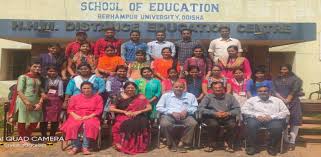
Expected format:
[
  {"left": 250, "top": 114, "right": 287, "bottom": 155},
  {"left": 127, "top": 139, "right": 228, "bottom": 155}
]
[
  {"left": 267, "top": 146, "right": 277, "bottom": 156},
  {"left": 246, "top": 147, "right": 256, "bottom": 155}
]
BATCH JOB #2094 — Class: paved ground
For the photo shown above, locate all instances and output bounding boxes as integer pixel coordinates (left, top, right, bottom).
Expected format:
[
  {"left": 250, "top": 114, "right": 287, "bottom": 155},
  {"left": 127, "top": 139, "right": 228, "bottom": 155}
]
[{"left": 0, "top": 140, "right": 321, "bottom": 157}]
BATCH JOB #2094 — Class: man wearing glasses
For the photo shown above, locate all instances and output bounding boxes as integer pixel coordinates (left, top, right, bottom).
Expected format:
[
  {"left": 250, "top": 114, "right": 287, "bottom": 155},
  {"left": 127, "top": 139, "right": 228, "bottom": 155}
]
[{"left": 241, "top": 84, "right": 290, "bottom": 156}]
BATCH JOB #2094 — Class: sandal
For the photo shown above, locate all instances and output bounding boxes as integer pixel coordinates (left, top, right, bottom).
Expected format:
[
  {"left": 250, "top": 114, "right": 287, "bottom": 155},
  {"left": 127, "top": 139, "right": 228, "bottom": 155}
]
[
  {"left": 82, "top": 148, "right": 91, "bottom": 155},
  {"left": 225, "top": 146, "right": 234, "bottom": 153},
  {"left": 204, "top": 146, "right": 215, "bottom": 152},
  {"left": 67, "top": 147, "right": 78, "bottom": 155},
  {"left": 114, "top": 143, "right": 122, "bottom": 151}
]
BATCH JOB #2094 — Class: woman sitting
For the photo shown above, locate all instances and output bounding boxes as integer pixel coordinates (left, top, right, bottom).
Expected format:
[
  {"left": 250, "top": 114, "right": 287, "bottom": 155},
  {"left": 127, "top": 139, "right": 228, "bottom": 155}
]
[
  {"left": 60, "top": 82, "right": 103, "bottom": 155},
  {"left": 110, "top": 82, "right": 152, "bottom": 155}
]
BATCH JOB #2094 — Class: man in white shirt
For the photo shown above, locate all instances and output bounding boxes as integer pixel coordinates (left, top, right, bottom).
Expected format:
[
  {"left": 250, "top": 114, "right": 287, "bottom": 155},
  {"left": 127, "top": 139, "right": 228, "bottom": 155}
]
[
  {"left": 241, "top": 85, "right": 290, "bottom": 156},
  {"left": 208, "top": 26, "right": 242, "bottom": 64},
  {"left": 147, "top": 31, "right": 176, "bottom": 60}
]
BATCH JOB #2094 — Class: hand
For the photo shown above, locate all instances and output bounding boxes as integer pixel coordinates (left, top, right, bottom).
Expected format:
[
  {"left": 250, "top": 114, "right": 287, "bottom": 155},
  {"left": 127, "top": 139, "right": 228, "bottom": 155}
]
[
  {"left": 62, "top": 100, "right": 68, "bottom": 109},
  {"left": 34, "top": 103, "right": 42, "bottom": 111},
  {"left": 25, "top": 102, "right": 34, "bottom": 111},
  {"left": 82, "top": 115, "right": 93, "bottom": 120},
  {"left": 132, "top": 111, "right": 141, "bottom": 117},
  {"left": 221, "top": 112, "right": 230, "bottom": 118},
  {"left": 41, "top": 94, "right": 48, "bottom": 100},
  {"left": 214, "top": 112, "right": 223, "bottom": 118},
  {"left": 256, "top": 115, "right": 265, "bottom": 122},
  {"left": 172, "top": 112, "right": 181, "bottom": 120},
  {"left": 62, "top": 76, "right": 68, "bottom": 81},
  {"left": 125, "top": 111, "right": 134, "bottom": 118},
  {"left": 73, "top": 114, "right": 82, "bottom": 121},
  {"left": 263, "top": 115, "right": 272, "bottom": 121},
  {"left": 179, "top": 111, "right": 187, "bottom": 119}
]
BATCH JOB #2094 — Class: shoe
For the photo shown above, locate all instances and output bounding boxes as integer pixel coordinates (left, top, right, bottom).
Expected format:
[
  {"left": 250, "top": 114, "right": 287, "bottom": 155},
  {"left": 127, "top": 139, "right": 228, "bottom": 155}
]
[
  {"left": 246, "top": 147, "right": 256, "bottom": 155},
  {"left": 169, "top": 145, "right": 177, "bottom": 152},
  {"left": 204, "top": 146, "right": 215, "bottom": 152},
  {"left": 177, "top": 142, "right": 187, "bottom": 153},
  {"left": 225, "top": 146, "right": 234, "bottom": 153},
  {"left": 288, "top": 143, "right": 296, "bottom": 151},
  {"left": 67, "top": 147, "right": 78, "bottom": 155},
  {"left": 267, "top": 146, "right": 277, "bottom": 156},
  {"left": 82, "top": 148, "right": 91, "bottom": 155}
]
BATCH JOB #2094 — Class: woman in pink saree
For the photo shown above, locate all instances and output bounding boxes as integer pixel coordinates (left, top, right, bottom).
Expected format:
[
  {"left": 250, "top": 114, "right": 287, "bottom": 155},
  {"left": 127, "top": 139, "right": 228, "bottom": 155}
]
[
  {"left": 60, "top": 82, "right": 103, "bottom": 155},
  {"left": 110, "top": 82, "right": 152, "bottom": 155},
  {"left": 219, "top": 45, "right": 252, "bottom": 80}
]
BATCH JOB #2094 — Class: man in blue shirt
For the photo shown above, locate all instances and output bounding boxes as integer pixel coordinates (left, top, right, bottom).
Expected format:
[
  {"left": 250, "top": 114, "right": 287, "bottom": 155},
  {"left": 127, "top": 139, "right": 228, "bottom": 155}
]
[
  {"left": 121, "top": 31, "right": 148, "bottom": 63},
  {"left": 156, "top": 81, "right": 198, "bottom": 153}
]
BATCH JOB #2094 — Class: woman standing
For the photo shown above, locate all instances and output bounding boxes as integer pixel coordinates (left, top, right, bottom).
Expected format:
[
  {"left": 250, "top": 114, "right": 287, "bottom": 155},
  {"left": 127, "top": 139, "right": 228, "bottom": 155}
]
[
  {"left": 161, "top": 68, "right": 186, "bottom": 94},
  {"left": 135, "top": 67, "right": 162, "bottom": 119},
  {"left": 151, "top": 47, "right": 180, "bottom": 81},
  {"left": 219, "top": 45, "right": 251, "bottom": 80},
  {"left": 110, "top": 82, "right": 152, "bottom": 155},
  {"left": 127, "top": 50, "right": 150, "bottom": 81},
  {"left": 40, "top": 65, "right": 64, "bottom": 138},
  {"left": 67, "top": 42, "right": 96, "bottom": 77},
  {"left": 60, "top": 82, "right": 103, "bottom": 155},
  {"left": 39, "top": 43, "right": 66, "bottom": 78},
  {"left": 227, "top": 68, "right": 248, "bottom": 106},
  {"left": 183, "top": 45, "right": 212, "bottom": 78},
  {"left": 15, "top": 60, "right": 44, "bottom": 143},
  {"left": 202, "top": 65, "right": 227, "bottom": 95},
  {"left": 246, "top": 66, "right": 272, "bottom": 98},
  {"left": 272, "top": 64, "right": 303, "bottom": 151},
  {"left": 64, "top": 63, "right": 105, "bottom": 106}
]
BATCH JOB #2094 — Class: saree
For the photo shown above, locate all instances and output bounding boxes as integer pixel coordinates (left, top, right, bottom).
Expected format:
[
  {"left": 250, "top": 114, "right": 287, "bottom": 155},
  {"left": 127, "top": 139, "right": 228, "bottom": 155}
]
[{"left": 111, "top": 94, "right": 150, "bottom": 155}]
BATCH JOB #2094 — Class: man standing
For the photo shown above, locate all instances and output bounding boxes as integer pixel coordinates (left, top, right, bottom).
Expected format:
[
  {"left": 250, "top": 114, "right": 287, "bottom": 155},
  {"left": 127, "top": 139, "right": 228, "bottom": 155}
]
[
  {"left": 175, "top": 29, "right": 201, "bottom": 64},
  {"left": 156, "top": 81, "right": 198, "bottom": 153},
  {"left": 121, "top": 30, "right": 148, "bottom": 63},
  {"left": 65, "top": 31, "right": 93, "bottom": 58},
  {"left": 208, "top": 26, "right": 242, "bottom": 64},
  {"left": 241, "top": 85, "right": 290, "bottom": 156},
  {"left": 199, "top": 82, "right": 240, "bottom": 152},
  {"left": 94, "top": 27, "right": 122, "bottom": 57},
  {"left": 147, "top": 31, "right": 176, "bottom": 60}
]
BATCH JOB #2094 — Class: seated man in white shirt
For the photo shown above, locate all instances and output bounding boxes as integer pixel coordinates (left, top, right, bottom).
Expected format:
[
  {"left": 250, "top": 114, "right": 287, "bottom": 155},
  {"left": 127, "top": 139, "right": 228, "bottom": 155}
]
[
  {"left": 156, "top": 81, "right": 198, "bottom": 153},
  {"left": 241, "top": 85, "right": 290, "bottom": 156}
]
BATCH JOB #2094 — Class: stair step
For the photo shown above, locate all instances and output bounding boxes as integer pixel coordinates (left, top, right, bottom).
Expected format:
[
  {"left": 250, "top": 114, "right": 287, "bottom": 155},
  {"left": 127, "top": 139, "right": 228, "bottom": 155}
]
[
  {"left": 299, "top": 124, "right": 321, "bottom": 135},
  {"left": 303, "top": 116, "right": 321, "bottom": 124}
]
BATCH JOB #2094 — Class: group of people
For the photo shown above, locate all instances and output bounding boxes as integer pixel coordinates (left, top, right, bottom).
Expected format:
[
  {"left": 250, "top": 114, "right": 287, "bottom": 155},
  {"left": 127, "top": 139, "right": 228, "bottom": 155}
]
[{"left": 8, "top": 26, "right": 303, "bottom": 156}]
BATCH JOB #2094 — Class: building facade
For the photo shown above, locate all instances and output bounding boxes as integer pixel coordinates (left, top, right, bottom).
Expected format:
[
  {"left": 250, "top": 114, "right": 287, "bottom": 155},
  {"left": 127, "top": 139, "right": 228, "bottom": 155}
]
[{"left": 0, "top": 0, "right": 320, "bottom": 98}]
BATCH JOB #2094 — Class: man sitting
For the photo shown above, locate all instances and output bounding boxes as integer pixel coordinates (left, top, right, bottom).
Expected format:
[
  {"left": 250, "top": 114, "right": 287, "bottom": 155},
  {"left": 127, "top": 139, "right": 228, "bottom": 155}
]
[
  {"left": 241, "top": 85, "right": 290, "bottom": 156},
  {"left": 156, "top": 81, "right": 198, "bottom": 153},
  {"left": 199, "top": 82, "right": 240, "bottom": 152}
]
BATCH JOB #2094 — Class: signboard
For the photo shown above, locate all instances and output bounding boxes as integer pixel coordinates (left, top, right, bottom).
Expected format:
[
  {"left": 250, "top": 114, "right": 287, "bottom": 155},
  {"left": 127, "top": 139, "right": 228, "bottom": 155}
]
[
  {"left": 0, "top": 20, "right": 316, "bottom": 42},
  {"left": 70, "top": 0, "right": 220, "bottom": 22}
]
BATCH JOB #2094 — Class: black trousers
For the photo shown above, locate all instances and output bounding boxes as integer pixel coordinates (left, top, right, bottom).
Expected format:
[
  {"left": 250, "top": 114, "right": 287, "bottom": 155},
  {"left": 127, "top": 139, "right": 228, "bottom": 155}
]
[{"left": 203, "top": 117, "right": 236, "bottom": 147}]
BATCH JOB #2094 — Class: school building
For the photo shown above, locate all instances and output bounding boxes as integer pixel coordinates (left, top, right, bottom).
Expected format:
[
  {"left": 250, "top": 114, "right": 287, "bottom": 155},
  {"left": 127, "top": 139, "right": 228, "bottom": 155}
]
[{"left": 0, "top": 0, "right": 320, "bottom": 99}]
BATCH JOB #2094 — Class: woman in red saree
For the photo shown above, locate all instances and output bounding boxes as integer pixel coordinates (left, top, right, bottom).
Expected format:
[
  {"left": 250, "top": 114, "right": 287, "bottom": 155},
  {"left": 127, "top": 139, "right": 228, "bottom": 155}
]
[{"left": 110, "top": 82, "right": 152, "bottom": 155}]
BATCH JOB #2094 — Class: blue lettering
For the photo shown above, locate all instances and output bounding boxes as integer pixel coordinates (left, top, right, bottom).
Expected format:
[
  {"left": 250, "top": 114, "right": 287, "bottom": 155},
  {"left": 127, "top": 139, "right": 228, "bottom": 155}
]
[
  {"left": 80, "top": 2, "right": 87, "bottom": 11},
  {"left": 173, "top": 3, "right": 179, "bottom": 12},
  {"left": 204, "top": 4, "right": 210, "bottom": 12},
  {"left": 211, "top": 4, "right": 219, "bottom": 12},
  {"left": 150, "top": 3, "right": 156, "bottom": 11},
  {"left": 190, "top": 3, "right": 197, "bottom": 12},
  {"left": 102, "top": 2, "right": 108, "bottom": 11},
  {"left": 180, "top": 4, "right": 189, "bottom": 12},
  {"left": 157, "top": 3, "right": 164, "bottom": 11}
]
